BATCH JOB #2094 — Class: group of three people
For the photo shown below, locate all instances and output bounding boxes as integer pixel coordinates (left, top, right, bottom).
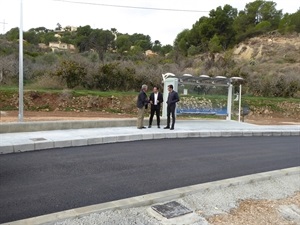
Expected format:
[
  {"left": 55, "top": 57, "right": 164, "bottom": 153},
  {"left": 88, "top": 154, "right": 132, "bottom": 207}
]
[{"left": 137, "top": 84, "right": 180, "bottom": 130}]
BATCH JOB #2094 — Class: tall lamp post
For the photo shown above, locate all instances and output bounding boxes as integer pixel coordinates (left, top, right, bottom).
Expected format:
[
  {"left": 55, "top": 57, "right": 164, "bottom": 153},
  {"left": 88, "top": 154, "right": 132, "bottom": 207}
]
[{"left": 19, "top": 0, "right": 24, "bottom": 122}]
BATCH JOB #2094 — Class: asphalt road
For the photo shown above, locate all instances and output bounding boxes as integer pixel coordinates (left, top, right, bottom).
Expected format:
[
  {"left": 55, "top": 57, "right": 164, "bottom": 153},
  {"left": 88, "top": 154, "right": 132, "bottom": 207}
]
[{"left": 0, "top": 136, "right": 299, "bottom": 223}]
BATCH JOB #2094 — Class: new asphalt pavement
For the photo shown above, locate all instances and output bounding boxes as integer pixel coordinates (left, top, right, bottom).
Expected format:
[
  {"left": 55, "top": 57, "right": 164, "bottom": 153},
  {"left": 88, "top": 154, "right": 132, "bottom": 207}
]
[{"left": 0, "top": 136, "right": 299, "bottom": 223}]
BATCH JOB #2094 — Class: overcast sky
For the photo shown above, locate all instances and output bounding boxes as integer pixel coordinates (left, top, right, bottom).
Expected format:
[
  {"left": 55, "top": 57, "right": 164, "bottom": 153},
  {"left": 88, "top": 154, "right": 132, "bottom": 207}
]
[{"left": 0, "top": 0, "right": 299, "bottom": 45}]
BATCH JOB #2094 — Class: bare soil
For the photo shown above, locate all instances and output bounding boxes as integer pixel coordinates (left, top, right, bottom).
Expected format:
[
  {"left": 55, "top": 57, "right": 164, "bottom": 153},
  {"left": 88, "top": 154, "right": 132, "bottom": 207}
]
[
  {"left": 208, "top": 192, "right": 300, "bottom": 225},
  {"left": 0, "top": 111, "right": 135, "bottom": 123},
  {"left": 1, "top": 110, "right": 299, "bottom": 125},
  {"left": 245, "top": 117, "right": 300, "bottom": 125},
  {"left": 0, "top": 90, "right": 299, "bottom": 124}
]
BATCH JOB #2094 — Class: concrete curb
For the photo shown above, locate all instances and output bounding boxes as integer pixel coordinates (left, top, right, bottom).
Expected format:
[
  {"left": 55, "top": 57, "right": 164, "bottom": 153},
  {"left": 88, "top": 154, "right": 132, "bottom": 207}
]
[
  {"left": 2, "top": 167, "right": 299, "bottom": 225},
  {"left": 1, "top": 129, "right": 299, "bottom": 154},
  {"left": 0, "top": 119, "right": 140, "bottom": 133}
]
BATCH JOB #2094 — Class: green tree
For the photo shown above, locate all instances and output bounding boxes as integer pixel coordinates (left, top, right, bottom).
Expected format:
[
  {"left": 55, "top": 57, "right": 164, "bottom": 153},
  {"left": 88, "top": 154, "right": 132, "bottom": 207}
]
[
  {"left": 135, "top": 39, "right": 152, "bottom": 51},
  {"left": 234, "top": 0, "right": 282, "bottom": 41},
  {"left": 6, "top": 27, "right": 19, "bottom": 41},
  {"left": 255, "top": 20, "right": 271, "bottom": 32},
  {"left": 129, "top": 45, "right": 144, "bottom": 56},
  {"left": 174, "top": 29, "right": 190, "bottom": 55},
  {"left": 75, "top": 25, "right": 93, "bottom": 52},
  {"left": 179, "top": 4, "right": 237, "bottom": 53},
  {"left": 33, "top": 27, "right": 48, "bottom": 33},
  {"left": 161, "top": 44, "right": 173, "bottom": 55},
  {"left": 279, "top": 10, "right": 300, "bottom": 33},
  {"left": 208, "top": 34, "right": 222, "bottom": 53},
  {"left": 76, "top": 28, "right": 115, "bottom": 60},
  {"left": 110, "top": 28, "right": 118, "bottom": 34},
  {"left": 209, "top": 4, "right": 237, "bottom": 49},
  {"left": 258, "top": 1, "right": 282, "bottom": 28},
  {"left": 188, "top": 17, "right": 214, "bottom": 51},
  {"left": 130, "top": 33, "right": 152, "bottom": 50},
  {"left": 41, "top": 32, "right": 58, "bottom": 45},
  {"left": 24, "top": 30, "right": 40, "bottom": 45},
  {"left": 77, "top": 25, "right": 93, "bottom": 37},
  {"left": 60, "top": 31, "right": 77, "bottom": 45},
  {"left": 90, "top": 29, "right": 115, "bottom": 59},
  {"left": 290, "top": 9, "right": 300, "bottom": 32},
  {"left": 152, "top": 40, "right": 162, "bottom": 53},
  {"left": 55, "top": 23, "right": 62, "bottom": 31},
  {"left": 116, "top": 34, "right": 132, "bottom": 53},
  {"left": 187, "top": 45, "right": 201, "bottom": 56}
]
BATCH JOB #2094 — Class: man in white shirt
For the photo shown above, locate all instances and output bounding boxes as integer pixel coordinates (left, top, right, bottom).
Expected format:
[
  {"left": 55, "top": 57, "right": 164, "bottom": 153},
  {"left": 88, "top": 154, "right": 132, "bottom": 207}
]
[{"left": 148, "top": 86, "right": 163, "bottom": 128}]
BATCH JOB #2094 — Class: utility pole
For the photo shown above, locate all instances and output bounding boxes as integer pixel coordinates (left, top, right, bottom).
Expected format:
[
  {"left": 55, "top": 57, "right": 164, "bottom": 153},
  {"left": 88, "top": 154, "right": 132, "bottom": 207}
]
[
  {"left": 19, "top": 0, "right": 24, "bottom": 122},
  {"left": 0, "top": 19, "right": 8, "bottom": 33}
]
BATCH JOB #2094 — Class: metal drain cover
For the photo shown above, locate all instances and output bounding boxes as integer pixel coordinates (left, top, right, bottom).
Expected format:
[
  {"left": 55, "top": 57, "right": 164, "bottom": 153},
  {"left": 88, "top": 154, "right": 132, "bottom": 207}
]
[
  {"left": 30, "top": 138, "right": 47, "bottom": 142},
  {"left": 151, "top": 201, "right": 192, "bottom": 219}
]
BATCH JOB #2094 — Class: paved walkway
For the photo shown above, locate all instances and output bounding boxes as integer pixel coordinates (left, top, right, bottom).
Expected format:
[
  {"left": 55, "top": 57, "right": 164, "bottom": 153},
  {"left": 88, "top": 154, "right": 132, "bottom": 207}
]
[{"left": 0, "top": 120, "right": 299, "bottom": 154}]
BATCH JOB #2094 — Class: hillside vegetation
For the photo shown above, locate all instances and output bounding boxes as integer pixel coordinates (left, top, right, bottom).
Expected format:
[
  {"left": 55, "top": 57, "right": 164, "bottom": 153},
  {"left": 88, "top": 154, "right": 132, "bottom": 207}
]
[
  {"left": 0, "top": 0, "right": 299, "bottom": 99},
  {"left": 0, "top": 88, "right": 299, "bottom": 121}
]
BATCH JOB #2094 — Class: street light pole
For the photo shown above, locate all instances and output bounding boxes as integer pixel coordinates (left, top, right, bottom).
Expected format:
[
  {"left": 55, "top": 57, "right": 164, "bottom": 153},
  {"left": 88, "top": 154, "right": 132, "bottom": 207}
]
[
  {"left": 18, "top": 0, "right": 24, "bottom": 122},
  {"left": 0, "top": 20, "right": 8, "bottom": 33}
]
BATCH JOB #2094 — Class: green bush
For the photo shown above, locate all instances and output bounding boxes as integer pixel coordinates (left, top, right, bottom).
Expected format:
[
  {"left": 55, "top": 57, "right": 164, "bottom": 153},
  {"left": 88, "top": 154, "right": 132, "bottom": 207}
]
[
  {"left": 53, "top": 60, "right": 87, "bottom": 89},
  {"left": 92, "top": 63, "right": 136, "bottom": 91}
]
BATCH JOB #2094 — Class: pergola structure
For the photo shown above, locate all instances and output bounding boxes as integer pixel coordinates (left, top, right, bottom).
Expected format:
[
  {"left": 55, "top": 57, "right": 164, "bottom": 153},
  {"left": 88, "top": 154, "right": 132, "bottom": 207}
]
[{"left": 162, "top": 73, "right": 244, "bottom": 121}]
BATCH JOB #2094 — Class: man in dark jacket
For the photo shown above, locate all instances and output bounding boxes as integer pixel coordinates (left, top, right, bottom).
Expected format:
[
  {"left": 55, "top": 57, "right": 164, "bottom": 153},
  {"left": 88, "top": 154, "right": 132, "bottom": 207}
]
[
  {"left": 148, "top": 86, "right": 163, "bottom": 128},
  {"left": 164, "top": 84, "right": 180, "bottom": 130},
  {"left": 136, "top": 84, "right": 148, "bottom": 129}
]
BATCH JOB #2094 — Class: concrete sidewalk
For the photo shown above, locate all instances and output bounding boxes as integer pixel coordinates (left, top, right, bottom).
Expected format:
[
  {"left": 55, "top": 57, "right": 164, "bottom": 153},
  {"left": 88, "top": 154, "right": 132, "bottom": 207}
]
[{"left": 0, "top": 120, "right": 299, "bottom": 154}]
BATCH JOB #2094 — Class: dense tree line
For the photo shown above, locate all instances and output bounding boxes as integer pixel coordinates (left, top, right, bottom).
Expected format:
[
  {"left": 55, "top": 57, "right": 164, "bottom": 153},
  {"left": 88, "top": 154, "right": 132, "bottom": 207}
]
[
  {"left": 3, "top": 25, "right": 172, "bottom": 59},
  {"left": 2, "top": 0, "right": 299, "bottom": 58},
  {"left": 174, "top": 0, "right": 300, "bottom": 56}
]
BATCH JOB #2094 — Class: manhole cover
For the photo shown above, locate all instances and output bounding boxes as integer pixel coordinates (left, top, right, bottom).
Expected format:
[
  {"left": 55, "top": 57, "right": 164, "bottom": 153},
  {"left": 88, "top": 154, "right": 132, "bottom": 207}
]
[
  {"left": 30, "top": 138, "right": 47, "bottom": 142},
  {"left": 151, "top": 201, "right": 192, "bottom": 219}
]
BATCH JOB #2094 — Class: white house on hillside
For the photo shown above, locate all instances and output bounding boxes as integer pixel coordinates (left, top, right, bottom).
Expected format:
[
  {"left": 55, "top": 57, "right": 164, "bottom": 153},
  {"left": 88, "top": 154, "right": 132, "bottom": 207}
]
[{"left": 49, "top": 42, "right": 76, "bottom": 52}]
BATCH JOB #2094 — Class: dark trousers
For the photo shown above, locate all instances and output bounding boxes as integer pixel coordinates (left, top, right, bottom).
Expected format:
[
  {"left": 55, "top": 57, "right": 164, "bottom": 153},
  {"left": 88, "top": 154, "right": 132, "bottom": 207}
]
[
  {"left": 149, "top": 105, "right": 160, "bottom": 126},
  {"left": 167, "top": 104, "right": 176, "bottom": 128}
]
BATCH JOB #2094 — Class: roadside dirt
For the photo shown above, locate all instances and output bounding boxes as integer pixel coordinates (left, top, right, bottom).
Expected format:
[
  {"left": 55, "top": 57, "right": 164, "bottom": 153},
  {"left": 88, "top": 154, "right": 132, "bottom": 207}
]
[
  {"left": 1, "top": 90, "right": 299, "bottom": 125},
  {"left": 208, "top": 192, "right": 300, "bottom": 225},
  {"left": 0, "top": 110, "right": 299, "bottom": 125},
  {"left": 245, "top": 117, "right": 300, "bottom": 125},
  {"left": 0, "top": 111, "right": 135, "bottom": 123}
]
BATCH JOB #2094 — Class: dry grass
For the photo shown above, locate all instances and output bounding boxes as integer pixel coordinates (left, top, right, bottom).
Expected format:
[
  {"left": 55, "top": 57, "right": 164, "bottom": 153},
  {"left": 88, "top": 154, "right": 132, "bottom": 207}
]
[{"left": 208, "top": 192, "right": 300, "bottom": 225}]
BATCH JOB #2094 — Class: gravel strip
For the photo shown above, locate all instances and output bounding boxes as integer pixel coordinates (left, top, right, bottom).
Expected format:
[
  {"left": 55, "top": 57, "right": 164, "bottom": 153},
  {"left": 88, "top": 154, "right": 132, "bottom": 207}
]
[{"left": 55, "top": 173, "right": 300, "bottom": 225}]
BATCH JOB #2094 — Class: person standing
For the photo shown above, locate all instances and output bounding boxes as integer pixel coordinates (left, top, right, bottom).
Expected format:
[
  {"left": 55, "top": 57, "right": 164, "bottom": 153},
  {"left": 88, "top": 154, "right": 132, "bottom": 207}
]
[
  {"left": 148, "top": 86, "right": 163, "bottom": 128},
  {"left": 164, "top": 84, "right": 179, "bottom": 130},
  {"left": 137, "top": 84, "right": 148, "bottom": 129}
]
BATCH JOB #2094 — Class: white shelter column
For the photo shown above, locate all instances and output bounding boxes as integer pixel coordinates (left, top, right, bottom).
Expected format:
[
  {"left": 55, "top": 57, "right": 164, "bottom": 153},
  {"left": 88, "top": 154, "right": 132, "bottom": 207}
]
[
  {"left": 238, "top": 84, "right": 242, "bottom": 122},
  {"left": 226, "top": 84, "right": 233, "bottom": 121}
]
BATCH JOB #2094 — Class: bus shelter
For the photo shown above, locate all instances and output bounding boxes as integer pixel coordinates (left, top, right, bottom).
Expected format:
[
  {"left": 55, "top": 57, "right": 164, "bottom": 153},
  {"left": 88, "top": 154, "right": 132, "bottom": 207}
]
[{"left": 162, "top": 73, "right": 244, "bottom": 122}]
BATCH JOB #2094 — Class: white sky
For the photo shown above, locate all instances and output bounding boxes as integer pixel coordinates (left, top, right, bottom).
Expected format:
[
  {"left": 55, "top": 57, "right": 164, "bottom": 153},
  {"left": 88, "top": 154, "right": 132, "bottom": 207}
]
[{"left": 0, "top": 0, "right": 299, "bottom": 45}]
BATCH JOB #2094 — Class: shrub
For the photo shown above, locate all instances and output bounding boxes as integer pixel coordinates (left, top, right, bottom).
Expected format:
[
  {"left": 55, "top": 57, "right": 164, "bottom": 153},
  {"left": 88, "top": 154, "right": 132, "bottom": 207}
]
[
  {"left": 32, "top": 74, "right": 65, "bottom": 89},
  {"left": 92, "top": 63, "right": 136, "bottom": 91},
  {"left": 53, "top": 60, "right": 87, "bottom": 89}
]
